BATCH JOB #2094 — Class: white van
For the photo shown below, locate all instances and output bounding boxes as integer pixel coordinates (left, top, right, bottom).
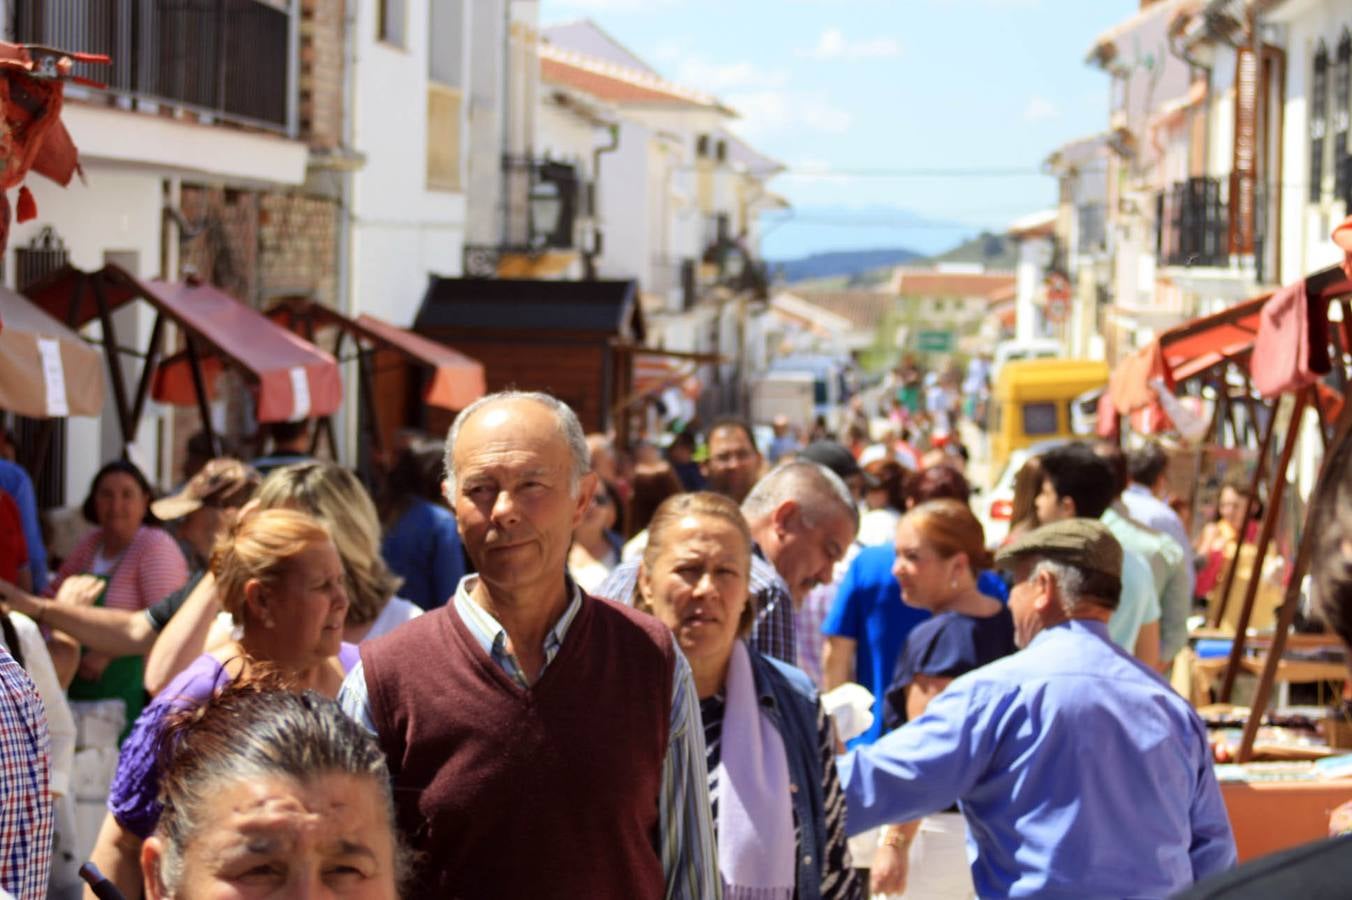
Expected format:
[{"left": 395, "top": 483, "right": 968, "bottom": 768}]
[{"left": 993, "top": 338, "right": 1063, "bottom": 378}]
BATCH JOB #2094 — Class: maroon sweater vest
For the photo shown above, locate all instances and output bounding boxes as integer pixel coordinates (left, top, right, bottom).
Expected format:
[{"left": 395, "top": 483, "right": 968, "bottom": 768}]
[{"left": 361, "top": 591, "right": 674, "bottom": 899}]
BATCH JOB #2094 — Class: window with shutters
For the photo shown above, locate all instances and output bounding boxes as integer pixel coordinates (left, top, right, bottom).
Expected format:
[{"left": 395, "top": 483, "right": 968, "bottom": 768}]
[
  {"left": 1336, "top": 32, "right": 1351, "bottom": 203},
  {"left": 1231, "top": 47, "right": 1258, "bottom": 254},
  {"left": 1311, "top": 43, "right": 1328, "bottom": 203},
  {"left": 426, "top": 0, "right": 464, "bottom": 191},
  {"left": 427, "top": 86, "right": 463, "bottom": 191}
]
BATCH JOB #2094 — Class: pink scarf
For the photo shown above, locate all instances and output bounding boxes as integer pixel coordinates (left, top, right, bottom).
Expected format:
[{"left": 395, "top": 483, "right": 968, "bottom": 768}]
[{"left": 717, "top": 640, "right": 796, "bottom": 900}]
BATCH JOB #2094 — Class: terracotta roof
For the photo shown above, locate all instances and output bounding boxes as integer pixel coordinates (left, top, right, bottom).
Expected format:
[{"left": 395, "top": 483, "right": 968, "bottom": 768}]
[
  {"left": 985, "top": 282, "right": 1017, "bottom": 304},
  {"left": 891, "top": 270, "right": 1016, "bottom": 301},
  {"left": 785, "top": 290, "right": 897, "bottom": 331},
  {"left": 540, "top": 44, "right": 730, "bottom": 113}
]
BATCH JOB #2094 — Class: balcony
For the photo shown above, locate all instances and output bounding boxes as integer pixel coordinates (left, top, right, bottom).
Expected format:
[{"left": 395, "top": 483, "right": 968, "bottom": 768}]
[
  {"left": 14, "top": 0, "right": 292, "bottom": 135},
  {"left": 1155, "top": 174, "right": 1274, "bottom": 288},
  {"left": 463, "top": 156, "right": 583, "bottom": 278}
]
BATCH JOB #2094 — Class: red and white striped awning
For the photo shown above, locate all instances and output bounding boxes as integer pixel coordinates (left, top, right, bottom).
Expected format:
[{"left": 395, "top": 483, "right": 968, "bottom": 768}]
[{"left": 633, "top": 353, "right": 697, "bottom": 397}]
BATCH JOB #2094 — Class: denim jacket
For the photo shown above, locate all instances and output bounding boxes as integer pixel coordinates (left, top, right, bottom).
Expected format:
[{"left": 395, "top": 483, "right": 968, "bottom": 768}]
[{"left": 749, "top": 649, "right": 829, "bottom": 900}]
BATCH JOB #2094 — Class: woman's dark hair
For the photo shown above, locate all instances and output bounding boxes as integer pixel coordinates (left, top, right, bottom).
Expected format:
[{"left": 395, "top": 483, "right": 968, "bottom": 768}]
[
  {"left": 151, "top": 675, "right": 408, "bottom": 894},
  {"left": 1009, "top": 455, "right": 1046, "bottom": 532},
  {"left": 380, "top": 439, "right": 449, "bottom": 523},
  {"left": 864, "top": 459, "right": 909, "bottom": 512},
  {"left": 906, "top": 464, "right": 970, "bottom": 507},
  {"left": 627, "top": 462, "right": 684, "bottom": 538},
  {"left": 81, "top": 459, "right": 159, "bottom": 526}
]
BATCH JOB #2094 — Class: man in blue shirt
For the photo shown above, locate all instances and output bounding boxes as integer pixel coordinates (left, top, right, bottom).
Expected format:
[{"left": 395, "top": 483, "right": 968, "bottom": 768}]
[{"left": 838, "top": 518, "right": 1236, "bottom": 898}]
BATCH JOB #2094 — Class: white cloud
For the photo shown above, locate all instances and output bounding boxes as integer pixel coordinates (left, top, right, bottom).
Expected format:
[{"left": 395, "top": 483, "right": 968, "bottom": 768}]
[
  {"left": 550, "top": 0, "right": 676, "bottom": 10},
  {"left": 652, "top": 40, "right": 685, "bottom": 63},
  {"left": 725, "top": 90, "right": 853, "bottom": 139},
  {"left": 1023, "top": 96, "right": 1058, "bottom": 121},
  {"left": 674, "top": 57, "right": 789, "bottom": 92},
  {"left": 798, "top": 27, "right": 902, "bottom": 61}
]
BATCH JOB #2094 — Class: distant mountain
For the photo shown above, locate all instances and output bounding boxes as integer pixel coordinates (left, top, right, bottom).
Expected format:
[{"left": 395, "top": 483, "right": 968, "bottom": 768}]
[
  {"left": 922, "top": 231, "right": 1018, "bottom": 269},
  {"left": 760, "top": 205, "right": 978, "bottom": 262},
  {"left": 771, "top": 247, "right": 924, "bottom": 286}
]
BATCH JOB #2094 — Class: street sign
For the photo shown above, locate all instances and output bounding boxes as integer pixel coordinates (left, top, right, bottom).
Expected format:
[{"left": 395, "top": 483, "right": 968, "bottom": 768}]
[{"left": 916, "top": 330, "right": 954, "bottom": 352}]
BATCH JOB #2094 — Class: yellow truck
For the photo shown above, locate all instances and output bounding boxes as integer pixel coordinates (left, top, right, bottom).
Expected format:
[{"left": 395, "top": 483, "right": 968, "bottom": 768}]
[{"left": 987, "top": 358, "right": 1110, "bottom": 477}]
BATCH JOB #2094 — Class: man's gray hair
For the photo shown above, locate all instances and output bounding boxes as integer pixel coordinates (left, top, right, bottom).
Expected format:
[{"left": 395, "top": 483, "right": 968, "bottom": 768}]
[
  {"left": 741, "top": 460, "right": 859, "bottom": 530},
  {"left": 443, "top": 391, "right": 591, "bottom": 496},
  {"left": 1030, "top": 559, "right": 1086, "bottom": 618},
  {"left": 1029, "top": 558, "right": 1120, "bottom": 615}
]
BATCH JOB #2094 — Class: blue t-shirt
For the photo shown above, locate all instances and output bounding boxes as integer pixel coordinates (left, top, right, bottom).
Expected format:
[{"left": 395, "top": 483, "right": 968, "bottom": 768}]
[
  {"left": 823, "top": 543, "right": 1009, "bottom": 747},
  {"left": 883, "top": 605, "right": 1016, "bottom": 732},
  {"left": 381, "top": 498, "right": 465, "bottom": 611}
]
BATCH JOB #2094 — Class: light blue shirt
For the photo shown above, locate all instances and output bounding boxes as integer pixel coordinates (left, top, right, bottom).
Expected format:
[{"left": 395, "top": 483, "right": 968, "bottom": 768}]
[
  {"left": 338, "top": 575, "right": 720, "bottom": 900},
  {"left": 1107, "top": 546, "right": 1160, "bottom": 653},
  {"left": 1123, "top": 484, "right": 1196, "bottom": 579},
  {"left": 838, "top": 619, "right": 1236, "bottom": 898},
  {"left": 1105, "top": 505, "right": 1191, "bottom": 661}
]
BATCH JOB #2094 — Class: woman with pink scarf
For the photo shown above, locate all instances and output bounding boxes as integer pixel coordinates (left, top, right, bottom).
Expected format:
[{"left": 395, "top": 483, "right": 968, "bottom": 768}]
[{"left": 636, "top": 492, "right": 862, "bottom": 900}]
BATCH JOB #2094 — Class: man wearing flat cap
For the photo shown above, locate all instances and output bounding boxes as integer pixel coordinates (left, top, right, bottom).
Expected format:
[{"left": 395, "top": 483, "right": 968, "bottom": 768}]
[{"left": 837, "top": 519, "right": 1236, "bottom": 898}]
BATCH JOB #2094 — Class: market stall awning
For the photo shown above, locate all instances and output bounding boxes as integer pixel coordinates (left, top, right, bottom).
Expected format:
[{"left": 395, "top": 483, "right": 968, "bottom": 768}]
[
  {"left": 25, "top": 265, "right": 341, "bottom": 423},
  {"left": 1108, "top": 293, "right": 1269, "bottom": 415},
  {"left": 266, "top": 297, "right": 486, "bottom": 411},
  {"left": 0, "top": 285, "right": 103, "bottom": 418},
  {"left": 633, "top": 352, "right": 697, "bottom": 397}
]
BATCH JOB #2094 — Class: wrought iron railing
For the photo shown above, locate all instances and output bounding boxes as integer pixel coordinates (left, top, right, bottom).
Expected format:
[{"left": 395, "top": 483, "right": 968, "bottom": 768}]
[
  {"left": 1158, "top": 176, "right": 1229, "bottom": 267},
  {"left": 14, "top": 0, "right": 292, "bottom": 134},
  {"left": 1341, "top": 154, "right": 1352, "bottom": 210},
  {"left": 463, "top": 156, "right": 582, "bottom": 275},
  {"left": 1156, "top": 175, "right": 1275, "bottom": 280}
]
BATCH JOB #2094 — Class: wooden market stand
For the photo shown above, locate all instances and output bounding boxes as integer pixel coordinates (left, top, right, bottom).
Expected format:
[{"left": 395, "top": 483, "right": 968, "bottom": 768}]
[{"left": 1109, "top": 262, "right": 1352, "bottom": 763}]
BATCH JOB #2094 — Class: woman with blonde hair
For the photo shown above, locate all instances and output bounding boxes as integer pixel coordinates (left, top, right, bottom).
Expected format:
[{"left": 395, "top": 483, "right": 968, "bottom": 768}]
[
  {"left": 88, "top": 507, "right": 360, "bottom": 898},
  {"left": 871, "top": 499, "right": 1016, "bottom": 898},
  {"left": 637, "top": 492, "right": 861, "bottom": 900},
  {"left": 144, "top": 462, "right": 420, "bottom": 694},
  {"left": 252, "top": 462, "right": 417, "bottom": 642}
]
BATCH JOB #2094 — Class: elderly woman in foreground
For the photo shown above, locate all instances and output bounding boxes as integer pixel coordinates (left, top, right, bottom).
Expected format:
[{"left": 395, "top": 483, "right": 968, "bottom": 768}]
[
  {"left": 142, "top": 682, "right": 405, "bottom": 899},
  {"left": 636, "top": 492, "right": 861, "bottom": 900},
  {"left": 88, "top": 507, "right": 358, "bottom": 898}
]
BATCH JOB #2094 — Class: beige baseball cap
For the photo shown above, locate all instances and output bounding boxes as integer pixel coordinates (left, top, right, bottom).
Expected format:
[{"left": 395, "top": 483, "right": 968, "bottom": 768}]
[{"left": 152, "top": 458, "right": 260, "bottom": 521}]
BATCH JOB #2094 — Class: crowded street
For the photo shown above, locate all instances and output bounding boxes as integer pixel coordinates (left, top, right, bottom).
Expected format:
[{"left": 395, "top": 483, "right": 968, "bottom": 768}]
[{"left": 2, "top": 1, "right": 1352, "bottom": 898}]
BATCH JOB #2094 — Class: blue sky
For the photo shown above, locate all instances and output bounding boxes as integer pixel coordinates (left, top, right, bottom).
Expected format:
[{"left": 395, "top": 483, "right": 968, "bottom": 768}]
[{"left": 539, "top": 0, "right": 1139, "bottom": 259}]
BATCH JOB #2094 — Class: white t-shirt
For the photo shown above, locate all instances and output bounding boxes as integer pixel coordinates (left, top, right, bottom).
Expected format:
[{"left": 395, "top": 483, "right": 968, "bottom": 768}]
[
  {"left": 363, "top": 597, "right": 423, "bottom": 640},
  {"left": 211, "top": 596, "right": 424, "bottom": 647},
  {"left": 8, "top": 612, "right": 76, "bottom": 797}
]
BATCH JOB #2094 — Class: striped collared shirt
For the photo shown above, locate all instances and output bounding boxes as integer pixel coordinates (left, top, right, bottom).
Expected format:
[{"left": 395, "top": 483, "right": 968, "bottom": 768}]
[
  {"left": 0, "top": 646, "right": 52, "bottom": 900},
  {"left": 595, "top": 544, "right": 799, "bottom": 667},
  {"left": 338, "top": 575, "right": 720, "bottom": 900}
]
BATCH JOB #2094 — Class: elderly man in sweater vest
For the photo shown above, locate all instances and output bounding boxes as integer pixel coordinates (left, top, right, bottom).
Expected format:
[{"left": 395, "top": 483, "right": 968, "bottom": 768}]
[{"left": 339, "top": 391, "right": 718, "bottom": 898}]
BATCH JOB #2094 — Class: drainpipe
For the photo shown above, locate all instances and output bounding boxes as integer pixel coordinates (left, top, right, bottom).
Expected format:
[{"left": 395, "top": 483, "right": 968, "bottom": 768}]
[
  {"left": 336, "top": 0, "right": 359, "bottom": 463},
  {"left": 1168, "top": 11, "right": 1212, "bottom": 179},
  {"left": 585, "top": 123, "right": 620, "bottom": 279}
]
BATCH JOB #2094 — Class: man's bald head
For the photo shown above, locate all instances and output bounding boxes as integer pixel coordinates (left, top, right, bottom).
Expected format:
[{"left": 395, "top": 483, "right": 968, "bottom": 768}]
[{"left": 444, "top": 391, "right": 590, "bottom": 496}]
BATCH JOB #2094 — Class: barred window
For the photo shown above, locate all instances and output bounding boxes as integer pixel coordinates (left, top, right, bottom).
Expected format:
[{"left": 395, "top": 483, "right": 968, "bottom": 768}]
[
  {"left": 1335, "top": 32, "right": 1351, "bottom": 203},
  {"left": 1311, "top": 42, "right": 1328, "bottom": 203}
]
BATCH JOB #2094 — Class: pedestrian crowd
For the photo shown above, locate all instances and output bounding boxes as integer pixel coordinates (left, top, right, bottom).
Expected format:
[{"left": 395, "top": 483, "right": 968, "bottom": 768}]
[{"left": 0, "top": 385, "right": 1349, "bottom": 899}]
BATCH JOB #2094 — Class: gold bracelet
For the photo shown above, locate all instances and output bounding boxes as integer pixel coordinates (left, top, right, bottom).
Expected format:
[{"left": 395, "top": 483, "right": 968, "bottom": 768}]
[{"left": 880, "top": 830, "right": 910, "bottom": 850}]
